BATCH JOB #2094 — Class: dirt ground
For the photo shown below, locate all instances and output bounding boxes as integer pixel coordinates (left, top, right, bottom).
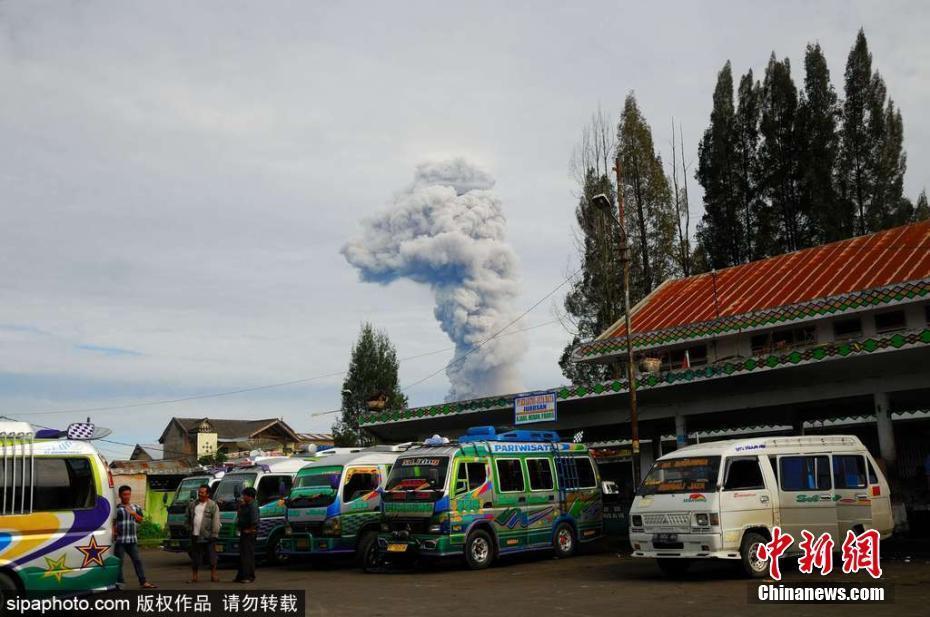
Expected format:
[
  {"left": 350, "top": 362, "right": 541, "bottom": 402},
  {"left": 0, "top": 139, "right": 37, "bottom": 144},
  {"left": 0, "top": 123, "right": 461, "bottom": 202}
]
[{"left": 131, "top": 543, "right": 930, "bottom": 617}]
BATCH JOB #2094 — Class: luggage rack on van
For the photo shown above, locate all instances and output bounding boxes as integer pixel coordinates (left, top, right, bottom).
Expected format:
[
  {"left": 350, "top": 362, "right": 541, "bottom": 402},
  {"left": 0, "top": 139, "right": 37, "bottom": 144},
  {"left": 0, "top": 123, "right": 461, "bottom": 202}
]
[{"left": 0, "top": 419, "right": 109, "bottom": 516}]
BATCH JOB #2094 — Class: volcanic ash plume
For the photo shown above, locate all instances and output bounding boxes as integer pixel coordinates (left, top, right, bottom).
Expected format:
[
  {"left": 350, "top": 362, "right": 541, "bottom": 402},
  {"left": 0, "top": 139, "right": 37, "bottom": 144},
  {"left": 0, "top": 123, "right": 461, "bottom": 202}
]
[{"left": 342, "top": 158, "right": 525, "bottom": 401}]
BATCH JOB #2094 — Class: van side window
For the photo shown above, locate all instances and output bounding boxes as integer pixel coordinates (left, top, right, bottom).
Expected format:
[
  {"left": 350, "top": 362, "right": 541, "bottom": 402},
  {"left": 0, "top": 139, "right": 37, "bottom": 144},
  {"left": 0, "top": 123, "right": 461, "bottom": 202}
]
[
  {"left": 26, "top": 457, "right": 96, "bottom": 511},
  {"left": 257, "top": 475, "right": 291, "bottom": 505},
  {"left": 779, "top": 456, "right": 831, "bottom": 491},
  {"left": 343, "top": 469, "right": 379, "bottom": 501},
  {"left": 526, "top": 459, "right": 554, "bottom": 491},
  {"left": 723, "top": 458, "right": 765, "bottom": 490},
  {"left": 576, "top": 457, "right": 597, "bottom": 488},
  {"left": 866, "top": 460, "right": 878, "bottom": 484},
  {"left": 832, "top": 455, "right": 867, "bottom": 489},
  {"left": 455, "top": 462, "right": 487, "bottom": 494},
  {"left": 556, "top": 457, "right": 598, "bottom": 489},
  {"left": 496, "top": 459, "right": 525, "bottom": 493}
]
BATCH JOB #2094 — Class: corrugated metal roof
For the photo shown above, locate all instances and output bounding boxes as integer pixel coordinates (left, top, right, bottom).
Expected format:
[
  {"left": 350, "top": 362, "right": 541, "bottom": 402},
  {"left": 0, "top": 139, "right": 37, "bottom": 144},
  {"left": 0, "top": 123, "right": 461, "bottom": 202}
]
[{"left": 603, "top": 220, "right": 930, "bottom": 338}]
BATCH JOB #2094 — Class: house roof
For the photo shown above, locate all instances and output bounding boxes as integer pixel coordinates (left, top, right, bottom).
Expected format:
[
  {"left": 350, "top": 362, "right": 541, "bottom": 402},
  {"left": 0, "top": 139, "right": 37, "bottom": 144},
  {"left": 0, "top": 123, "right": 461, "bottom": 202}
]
[
  {"left": 130, "top": 444, "right": 163, "bottom": 461},
  {"left": 158, "top": 417, "right": 301, "bottom": 445},
  {"left": 298, "top": 432, "right": 334, "bottom": 442},
  {"left": 573, "top": 221, "right": 930, "bottom": 361}
]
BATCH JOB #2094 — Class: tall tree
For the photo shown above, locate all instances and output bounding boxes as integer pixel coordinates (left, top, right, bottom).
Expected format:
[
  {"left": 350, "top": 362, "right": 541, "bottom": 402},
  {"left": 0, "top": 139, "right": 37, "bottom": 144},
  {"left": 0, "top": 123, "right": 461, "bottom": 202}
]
[
  {"left": 332, "top": 323, "right": 407, "bottom": 446},
  {"left": 839, "top": 29, "right": 907, "bottom": 235},
  {"left": 914, "top": 189, "right": 930, "bottom": 222},
  {"left": 669, "top": 119, "right": 693, "bottom": 276},
  {"left": 758, "top": 53, "right": 804, "bottom": 254},
  {"left": 617, "top": 93, "right": 676, "bottom": 297},
  {"left": 734, "top": 69, "right": 764, "bottom": 259},
  {"left": 696, "top": 62, "right": 744, "bottom": 269},
  {"left": 797, "top": 42, "right": 845, "bottom": 244},
  {"left": 559, "top": 167, "right": 622, "bottom": 384}
]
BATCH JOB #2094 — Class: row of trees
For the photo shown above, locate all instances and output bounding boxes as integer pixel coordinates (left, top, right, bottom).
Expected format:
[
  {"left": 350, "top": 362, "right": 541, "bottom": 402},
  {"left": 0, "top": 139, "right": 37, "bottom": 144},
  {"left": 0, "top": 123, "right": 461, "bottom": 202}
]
[{"left": 560, "top": 28, "right": 928, "bottom": 383}]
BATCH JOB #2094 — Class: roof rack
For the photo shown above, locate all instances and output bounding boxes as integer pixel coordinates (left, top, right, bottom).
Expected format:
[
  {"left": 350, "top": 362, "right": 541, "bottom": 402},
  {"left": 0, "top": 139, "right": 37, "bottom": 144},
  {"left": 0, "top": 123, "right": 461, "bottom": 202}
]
[{"left": 459, "top": 425, "right": 562, "bottom": 444}]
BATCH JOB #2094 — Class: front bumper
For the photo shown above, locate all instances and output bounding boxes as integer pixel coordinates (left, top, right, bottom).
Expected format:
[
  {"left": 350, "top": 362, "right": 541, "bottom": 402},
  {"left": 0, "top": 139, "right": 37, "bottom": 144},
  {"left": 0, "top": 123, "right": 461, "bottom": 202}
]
[
  {"left": 375, "top": 532, "right": 460, "bottom": 559},
  {"left": 629, "top": 531, "right": 739, "bottom": 560},
  {"left": 280, "top": 533, "right": 352, "bottom": 555}
]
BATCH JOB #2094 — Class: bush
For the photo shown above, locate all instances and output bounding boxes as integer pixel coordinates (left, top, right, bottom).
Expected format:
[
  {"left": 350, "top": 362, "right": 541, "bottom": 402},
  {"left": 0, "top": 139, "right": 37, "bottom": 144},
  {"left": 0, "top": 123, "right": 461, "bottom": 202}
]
[{"left": 138, "top": 518, "right": 166, "bottom": 541}]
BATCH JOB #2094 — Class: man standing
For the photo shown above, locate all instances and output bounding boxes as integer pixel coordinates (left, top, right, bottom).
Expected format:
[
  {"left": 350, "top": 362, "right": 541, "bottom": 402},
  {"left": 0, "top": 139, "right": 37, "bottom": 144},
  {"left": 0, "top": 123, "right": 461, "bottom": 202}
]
[
  {"left": 234, "top": 486, "right": 259, "bottom": 583},
  {"left": 113, "top": 485, "right": 157, "bottom": 589},
  {"left": 186, "top": 484, "right": 222, "bottom": 583}
]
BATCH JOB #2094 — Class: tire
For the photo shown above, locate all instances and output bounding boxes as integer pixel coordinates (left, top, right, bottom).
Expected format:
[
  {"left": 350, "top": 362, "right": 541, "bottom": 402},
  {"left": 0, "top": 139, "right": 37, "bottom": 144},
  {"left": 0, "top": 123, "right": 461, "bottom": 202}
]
[
  {"left": 464, "top": 529, "right": 495, "bottom": 570},
  {"left": 740, "top": 531, "right": 770, "bottom": 578},
  {"left": 656, "top": 558, "right": 691, "bottom": 577},
  {"left": 552, "top": 523, "right": 576, "bottom": 559},
  {"left": 0, "top": 571, "right": 18, "bottom": 603},
  {"left": 267, "top": 533, "right": 289, "bottom": 565},
  {"left": 356, "top": 530, "right": 378, "bottom": 569}
]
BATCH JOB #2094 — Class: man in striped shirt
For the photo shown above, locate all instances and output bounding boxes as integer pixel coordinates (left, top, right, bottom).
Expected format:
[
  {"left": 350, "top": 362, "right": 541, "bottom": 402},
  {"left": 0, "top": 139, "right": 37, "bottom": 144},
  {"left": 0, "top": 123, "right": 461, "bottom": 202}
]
[{"left": 113, "top": 485, "right": 157, "bottom": 589}]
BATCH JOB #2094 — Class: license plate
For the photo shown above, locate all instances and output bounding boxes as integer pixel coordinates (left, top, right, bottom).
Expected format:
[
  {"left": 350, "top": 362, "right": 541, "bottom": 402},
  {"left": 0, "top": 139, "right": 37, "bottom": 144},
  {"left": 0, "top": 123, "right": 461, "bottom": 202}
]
[
  {"left": 386, "top": 543, "right": 408, "bottom": 553},
  {"left": 296, "top": 538, "right": 309, "bottom": 550},
  {"left": 654, "top": 533, "right": 678, "bottom": 543}
]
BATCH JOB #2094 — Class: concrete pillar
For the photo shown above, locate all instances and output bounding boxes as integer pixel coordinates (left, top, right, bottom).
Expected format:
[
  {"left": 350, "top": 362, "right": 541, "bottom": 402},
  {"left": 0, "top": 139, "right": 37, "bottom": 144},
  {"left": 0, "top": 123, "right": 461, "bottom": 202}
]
[
  {"left": 675, "top": 414, "right": 687, "bottom": 449},
  {"left": 874, "top": 392, "right": 897, "bottom": 469}
]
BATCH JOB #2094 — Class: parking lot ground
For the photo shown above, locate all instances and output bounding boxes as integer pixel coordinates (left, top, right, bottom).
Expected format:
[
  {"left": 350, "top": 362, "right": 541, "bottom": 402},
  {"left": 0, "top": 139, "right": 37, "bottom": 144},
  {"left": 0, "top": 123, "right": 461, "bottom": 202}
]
[{"left": 133, "top": 543, "right": 930, "bottom": 617}]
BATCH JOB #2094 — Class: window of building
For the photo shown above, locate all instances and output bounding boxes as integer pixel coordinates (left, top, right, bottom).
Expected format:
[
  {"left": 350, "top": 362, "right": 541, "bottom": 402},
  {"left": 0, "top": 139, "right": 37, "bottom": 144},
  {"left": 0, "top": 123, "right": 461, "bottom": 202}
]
[
  {"left": 751, "top": 326, "right": 816, "bottom": 355},
  {"left": 343, "top": 469, "right": 380, "bottom": 501},
  {"left": 833, "top": 316, "right": 862, "bottom": 340},
  {"left": 12, "top": 457, "right": 97, "bottom": 512},
  {"left": 495, "top": 459, "right": 525, "bottom": 493},
  {"left": 660, "top": 345, "right": 708, "bottom": 371},
  {"left": 526, "top": 458, "right": 554, "bottom": 491},
  {"left": 779, "top": 456, "right": 831, "bottom": 491},
  {"left": 723, "top": 458, "right": 765, "bottom": 490},
  {"left": 454, "top": 462, "right": 487, "bottom": 494},
  {"left": 832, "top": 455, "right": 867, "bottom": 489},
  {"left": 874, "top": 310, "right": 906, "bottom": 334}
]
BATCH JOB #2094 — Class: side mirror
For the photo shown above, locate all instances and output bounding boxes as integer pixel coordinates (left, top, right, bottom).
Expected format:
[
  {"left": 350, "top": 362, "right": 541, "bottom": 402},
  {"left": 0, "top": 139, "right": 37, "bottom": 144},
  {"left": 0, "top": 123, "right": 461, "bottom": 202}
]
[
  {"left": 162, "top": 493, "right": 169, "bottom": 504},
  {"left": 601, "top": 480, "right": 619, "bottom": 495}
]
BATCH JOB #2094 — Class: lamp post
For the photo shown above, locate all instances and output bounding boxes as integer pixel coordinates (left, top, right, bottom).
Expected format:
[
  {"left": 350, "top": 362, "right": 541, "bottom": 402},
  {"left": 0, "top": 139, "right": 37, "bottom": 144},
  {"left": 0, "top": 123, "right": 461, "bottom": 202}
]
[{"left": 591, "top": 158, "right": 640, "bottom": 485}]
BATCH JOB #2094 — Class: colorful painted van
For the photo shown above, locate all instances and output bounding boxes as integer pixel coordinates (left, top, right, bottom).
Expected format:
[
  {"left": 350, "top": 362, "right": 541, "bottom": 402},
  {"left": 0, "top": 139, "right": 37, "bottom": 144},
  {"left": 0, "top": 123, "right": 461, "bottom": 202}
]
[
  {"left": 280, "top": 445, "right": 411, "bottom": 563},
  {"left": 0, "top": 421, "right": 119, "bottom": 597},
  {"left": 629, "top": 435, "right": 893, "bottom": 577},
  {"left": 162, "top": 470, "right": 225, "bottom": 553},
  {"left": 213, "top": 457, "right": 309, "bottom": 564},
  {"left": 367, "top": 426, "right": 603, "bottom": 570}
]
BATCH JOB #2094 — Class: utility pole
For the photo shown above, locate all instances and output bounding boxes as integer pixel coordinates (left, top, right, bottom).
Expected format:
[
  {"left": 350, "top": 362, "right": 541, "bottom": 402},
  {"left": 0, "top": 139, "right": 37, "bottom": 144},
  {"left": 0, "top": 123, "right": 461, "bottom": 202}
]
[{"left": 613, "top": 157, "right": 640, "bottom": 485}]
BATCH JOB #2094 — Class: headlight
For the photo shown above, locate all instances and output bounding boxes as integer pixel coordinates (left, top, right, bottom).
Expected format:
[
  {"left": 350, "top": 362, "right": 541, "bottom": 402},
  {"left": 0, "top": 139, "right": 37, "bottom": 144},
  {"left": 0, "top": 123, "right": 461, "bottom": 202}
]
[
  {"left": 631, "top": 514, "right": 643, "bottom": 528},
  {"left": 322, "top": 517, "right": 341, "bottom": 537},
  {"left": 693, "top": 513, "right": 709, "bottom": 527}
]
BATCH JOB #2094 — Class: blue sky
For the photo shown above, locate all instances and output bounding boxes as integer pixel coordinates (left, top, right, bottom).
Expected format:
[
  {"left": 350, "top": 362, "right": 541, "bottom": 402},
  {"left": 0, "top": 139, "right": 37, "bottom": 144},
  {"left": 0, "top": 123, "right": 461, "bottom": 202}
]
[{"left": 1, "top": 1, "right": 928, "bottom": 459}]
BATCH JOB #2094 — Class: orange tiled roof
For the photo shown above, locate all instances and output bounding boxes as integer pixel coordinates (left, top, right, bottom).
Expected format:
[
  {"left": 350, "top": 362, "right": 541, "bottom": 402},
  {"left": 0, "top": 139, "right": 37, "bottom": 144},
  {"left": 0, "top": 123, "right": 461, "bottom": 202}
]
[{"left": 603, "top": 220, "right": 930, "bottom": 339}]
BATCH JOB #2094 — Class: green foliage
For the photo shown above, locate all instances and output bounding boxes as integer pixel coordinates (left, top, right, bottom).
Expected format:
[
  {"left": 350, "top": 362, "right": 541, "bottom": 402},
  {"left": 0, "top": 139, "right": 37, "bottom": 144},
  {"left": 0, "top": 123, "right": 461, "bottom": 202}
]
[
  {"left": 138, "top": 518, "right": 165, "bottom": 541},
  {"left": 333, "top": 323, "right": 407, "bottom": 446},
  {"left": 197, "top": 450, "right": 226, "bottom": 467}
]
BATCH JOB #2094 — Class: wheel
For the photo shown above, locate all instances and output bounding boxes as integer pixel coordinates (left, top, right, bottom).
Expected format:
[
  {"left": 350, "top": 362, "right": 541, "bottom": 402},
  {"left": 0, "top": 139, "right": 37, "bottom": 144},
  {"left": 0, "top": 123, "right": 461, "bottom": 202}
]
[
  {"left": 552, "top": 523, "right": 576, "bottom": 559},
  {"left": 267, "top": 533, "right": 289, "bottom": 565},
  {"left": 740, "top": 531, "right": 769, "bottom": 578},
  {"left": 464, "top": 529, "right": 494, "bottom": 570},
  {"left": 656, "top": 558, "right": 691, "bottom": 577},
  {"left": 356, "top": 530, "right": 378, "bottom": 569},
  {"left": 0, "top": 571, "right": 18, "bottom": 603}
]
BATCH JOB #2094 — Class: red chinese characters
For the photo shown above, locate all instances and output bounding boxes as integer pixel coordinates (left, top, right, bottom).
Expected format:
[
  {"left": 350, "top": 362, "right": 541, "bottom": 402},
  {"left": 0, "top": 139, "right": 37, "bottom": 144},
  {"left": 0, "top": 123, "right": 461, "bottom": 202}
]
[
  {"left": 840, "top": 528, "right": 882, "bottom": 579},
  {"left": 756, "top": 526, "right": 794, "bottom": 580},
  {"left": 797, "top": 530, "right": 834, "bottom": 575}
]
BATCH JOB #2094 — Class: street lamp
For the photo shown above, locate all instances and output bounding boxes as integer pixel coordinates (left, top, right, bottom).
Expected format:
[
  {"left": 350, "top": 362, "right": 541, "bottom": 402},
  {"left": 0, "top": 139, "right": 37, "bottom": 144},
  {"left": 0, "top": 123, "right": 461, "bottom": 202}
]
[{"left": 590, "top": 165, "right": 641, "bottom": 486}]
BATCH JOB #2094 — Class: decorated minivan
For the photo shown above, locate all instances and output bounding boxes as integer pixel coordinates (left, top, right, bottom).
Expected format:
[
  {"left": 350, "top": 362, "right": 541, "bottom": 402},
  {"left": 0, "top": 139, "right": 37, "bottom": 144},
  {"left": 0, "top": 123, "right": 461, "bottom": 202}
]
[
  {"left": 629, "top": 435, "right": 893, "bottom": 577},
  {"left": 367, "top": 426, "right": 603, "bottom": 571},
  {"left": 213, "top": 457, "right": 310, "bottom": 564},
  {"left": 0, "top": 421, "right": 119, "bottom": 597},
  {"left": 280, "top": 445, "right": 410, "bottom": 563}
]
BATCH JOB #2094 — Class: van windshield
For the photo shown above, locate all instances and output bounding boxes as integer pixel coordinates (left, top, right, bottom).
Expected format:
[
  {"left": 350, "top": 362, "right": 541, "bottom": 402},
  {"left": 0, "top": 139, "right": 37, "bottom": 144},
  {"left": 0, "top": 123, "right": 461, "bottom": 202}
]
[
  {"left": 173, "top": 477, "right": 207, "bottom": 505},
  {"left": 289, "top": 466, "right": 342, "bottom": 508},
  {"left": 639, "top": 456, "right": 721, "bottom": 495},
  {"left": 213, "top": 473, "right": 257, "bottom": 506},
  {"left": 384, "top": 456, "right": 449, "bottom": 502}
]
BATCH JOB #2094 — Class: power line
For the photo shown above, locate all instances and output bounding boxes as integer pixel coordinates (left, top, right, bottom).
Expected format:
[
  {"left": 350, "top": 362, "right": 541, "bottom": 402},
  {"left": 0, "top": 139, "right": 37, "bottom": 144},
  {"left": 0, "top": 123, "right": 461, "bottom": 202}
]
[{"left": 11, "top": 317, "right": 565, "bottom": 418}]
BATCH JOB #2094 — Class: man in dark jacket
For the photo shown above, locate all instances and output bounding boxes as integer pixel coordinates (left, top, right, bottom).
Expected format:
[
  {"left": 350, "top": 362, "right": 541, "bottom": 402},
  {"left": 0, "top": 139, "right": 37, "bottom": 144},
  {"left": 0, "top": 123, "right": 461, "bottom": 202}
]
[{"left": 234, "top": 486, "right": 260, "bottom": 583}]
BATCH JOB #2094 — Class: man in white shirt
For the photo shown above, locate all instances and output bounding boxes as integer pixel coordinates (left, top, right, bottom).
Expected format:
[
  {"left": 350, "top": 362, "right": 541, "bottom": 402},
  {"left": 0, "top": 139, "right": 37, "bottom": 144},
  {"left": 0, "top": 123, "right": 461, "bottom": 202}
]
[{"left": 185, "top": 484, "right": 221, "bottom": 582}]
